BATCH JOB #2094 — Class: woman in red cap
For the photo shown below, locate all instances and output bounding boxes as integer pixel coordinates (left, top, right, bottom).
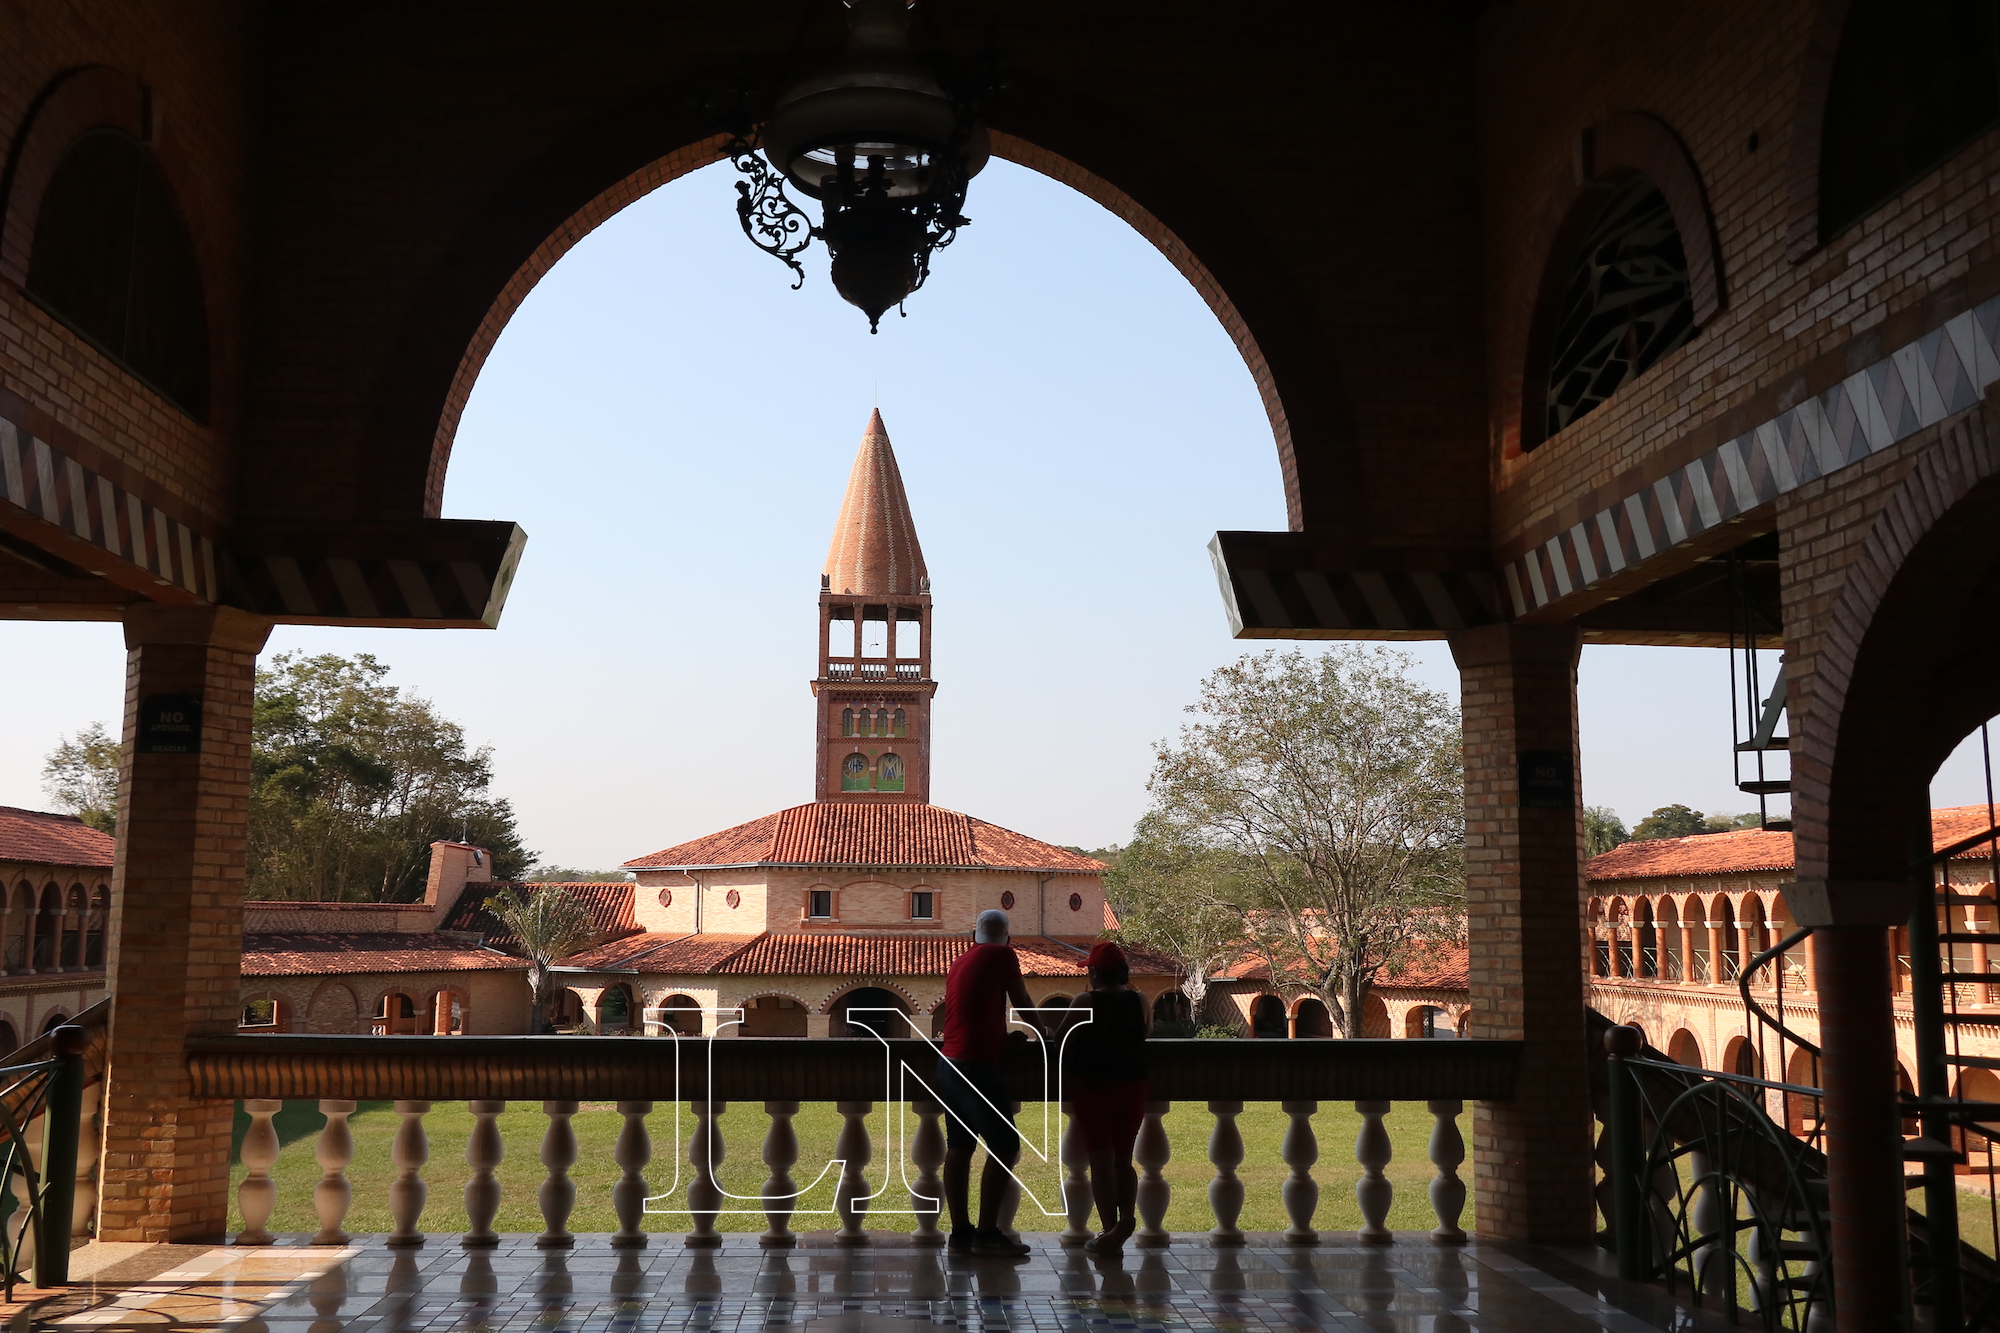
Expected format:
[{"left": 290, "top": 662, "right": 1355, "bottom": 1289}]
[{"left": 1068, "top": 941, "right": 1149, "bottom": 1252}]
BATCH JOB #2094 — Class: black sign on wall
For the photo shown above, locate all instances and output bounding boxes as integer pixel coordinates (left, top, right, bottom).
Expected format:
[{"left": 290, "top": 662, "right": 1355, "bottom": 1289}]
[
  {"left": 1518, "top": 749, "right": 1573, "bottom": 809},
  {"left": 136, "top": 694, "right": 203, "bottom": 754}
]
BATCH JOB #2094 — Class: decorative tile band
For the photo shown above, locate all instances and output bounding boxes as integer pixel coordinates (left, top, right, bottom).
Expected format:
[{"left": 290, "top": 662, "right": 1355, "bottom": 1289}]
[
  {"left": 1209, "top": 536, "right": 1507, "bottom": 635},
  {"left": 0, "top": 416, "right": 218, "bottom": 599},
  {"left": 0, "top": 411, "right": 525, "bottom": 627},
  {"left": 1502, "top": 294, "right": 2000, "bottom": 615}
]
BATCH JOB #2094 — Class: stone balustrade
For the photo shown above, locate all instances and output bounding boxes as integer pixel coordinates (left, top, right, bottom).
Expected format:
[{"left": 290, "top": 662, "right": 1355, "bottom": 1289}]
[{"left": 191, "top": 1035, "right": 1520, "bottom": 1248}]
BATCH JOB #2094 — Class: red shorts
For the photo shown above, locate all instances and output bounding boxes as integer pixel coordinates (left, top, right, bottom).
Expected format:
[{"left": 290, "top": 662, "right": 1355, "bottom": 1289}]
[{"left": 1073, "top": 1079, "right": 1148, "bottom": 1153}]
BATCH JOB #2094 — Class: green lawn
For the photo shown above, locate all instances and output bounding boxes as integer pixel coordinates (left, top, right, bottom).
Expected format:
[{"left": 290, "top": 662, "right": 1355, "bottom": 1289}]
[{"left": 228, "top": 1098, "right": 1469, "bottom": 1238}]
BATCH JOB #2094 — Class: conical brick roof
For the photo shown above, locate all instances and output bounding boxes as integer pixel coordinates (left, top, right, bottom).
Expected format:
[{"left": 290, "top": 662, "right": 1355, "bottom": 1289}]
[{"left": 823, "top": 409, "right": 927, "bottom": 596}]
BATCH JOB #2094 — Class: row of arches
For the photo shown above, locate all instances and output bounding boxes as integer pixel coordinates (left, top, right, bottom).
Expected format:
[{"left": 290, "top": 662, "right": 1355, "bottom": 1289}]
[
  {"left": 241, "top": 985, "right": 471, "bottom": 1036},
  {"left": 839, "top": 751, "right": 905, "bottom": 792},
  {"left": 1587, "top": 890, "right": 1797, "bottom": 988},
  {"left": 2, "top": 881, "right": 108, "bottom": 973},
  {"left": 0, "top": 1011, "right": 74, "bottom": 1055},
  {"left": 551, "top": 985, "right": 1199, "bottom": 1039},
  {"left": 1246, "top": 993, "right": 1466, "bottom": 1040},
  {"left": 840, "top": 707, "right": 906, "bottom": 738}
]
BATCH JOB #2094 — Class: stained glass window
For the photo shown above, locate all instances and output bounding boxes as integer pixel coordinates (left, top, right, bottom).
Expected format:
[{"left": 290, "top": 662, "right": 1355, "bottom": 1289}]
[
  {"left": 842, "top": 708, "right": 855, "bottom": 737},
  {"left": 841, "top": 752, "right": 870, "bottom": 791},
  {"left": 878, "top": 754, "right": 906, "bottom": 792},
  {"left": 1542, "top": 174, "right": 1695, "bottom": 444}
]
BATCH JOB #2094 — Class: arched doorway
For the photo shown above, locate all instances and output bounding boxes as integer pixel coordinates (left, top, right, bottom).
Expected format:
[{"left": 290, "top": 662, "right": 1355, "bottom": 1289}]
[
  {"left": 371, "top": 992, "right": 419, "bottom": 1036},
  {"left": 596, "top": 985, "right": 635, "bottom": 1033},
  {"left": 1293, "top": 997, "right": 1331, "bottom": 1038},
  {"left": 1249, "top": 994, "right": 1287, "bottom": 1038},
  {"left": 1405, "top": 1005, "right": 1452, "bottom": 1039},
  {"left": 653, "top": 993, "right": 701, "bottom": 1036},
  {"left": 832, "top": 986, "right": 909, "bottom": 1039},
  {"left": 1360, "top": 994, "right": 1391, "bottom": 1039},
  {"left": 1667, "top": 1029, "right": 1703, "bottom": 1069},
  {"left": 742, "top": 994, "right": 808, "bottom": 1037}
]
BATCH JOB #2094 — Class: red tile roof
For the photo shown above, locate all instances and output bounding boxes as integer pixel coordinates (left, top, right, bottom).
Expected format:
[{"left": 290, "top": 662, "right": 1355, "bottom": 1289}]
[
  {"left": 558, "top": 932, "right": 1177, "bottom": 979},
  {"left": 1585, "top": 803, "right": 2000, "bottom": 883},
  {"left": 625, "top": 803, "right": 1106, "bottom": 874},
  {"left": 0, "top": 807, "right": 114, "bottom": 870},
  {"left": 240, "top": 934, "right": 529, "bottom": 977},
  {"left": 442, "top": 881, "right": 638, "bottom": 948},
  {"left": 1379, "top": 945, "right": 1469, "bottom": 990},
  {"left": 824, "top": 410, "right": 927, "bottom": 597}
]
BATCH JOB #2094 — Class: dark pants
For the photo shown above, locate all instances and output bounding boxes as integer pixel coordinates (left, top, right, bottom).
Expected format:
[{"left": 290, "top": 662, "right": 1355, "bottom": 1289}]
[{"left": 934, "top": 1056, "right": 1019, "bottom": 1162}]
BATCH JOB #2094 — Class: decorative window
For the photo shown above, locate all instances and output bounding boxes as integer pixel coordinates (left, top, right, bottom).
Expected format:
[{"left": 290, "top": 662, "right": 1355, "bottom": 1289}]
[
  {"left": 725, "top": 889, "right": 742, "bottom": 909},
  {"left": 893, "top": 708, "right": 907, "bottom": 737},
  {"left": 1000, "top": 890, "right": 1016, "bottom": 911},
  {"left": 658, "top": 888, "right": 673, "bottom": 908},
  {"left": 878, "top": 753, "right": 906, "bottom": 792},
  {"left": 1542, "top": 174, "right": 1695, "bottom": 443},
  {"left": 26, "top": 129, "right": 210, "bottom": 419},
  {"left": 841, "top": 752, "right": 871, "bottom": 791},
  {"left": 842, "top": 708, "right": 855, "bottom": 737},
  {"left": 809, "top": 889, "right": 833, "bottom": 918},
  {"left": 911, "top": 890, "right": 935, "bottom": 920},
  {"left": 1820, "top": 0, "right": 2000, "bottom": 239},
  {"left": 1069, "top": 892, "right": 1083, "bottom": 913}
]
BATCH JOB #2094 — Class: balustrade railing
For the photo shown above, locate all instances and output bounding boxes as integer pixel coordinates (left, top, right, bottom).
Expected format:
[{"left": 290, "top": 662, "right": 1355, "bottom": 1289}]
[
  {"left": 0, "top": 1007, "right": 102, "bottom": 1295},
  {"left": 188, "top": 1035, "right": 1519, "bottom": 1248}
]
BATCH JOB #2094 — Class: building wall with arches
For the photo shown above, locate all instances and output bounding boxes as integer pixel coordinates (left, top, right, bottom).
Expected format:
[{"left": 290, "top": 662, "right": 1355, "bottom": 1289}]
[
  {"left": 630, "top": 865, "right": 1109, "bottom": 938},
  {"left": 235, "top": 968, "right": 530, "bottom": 1036}
]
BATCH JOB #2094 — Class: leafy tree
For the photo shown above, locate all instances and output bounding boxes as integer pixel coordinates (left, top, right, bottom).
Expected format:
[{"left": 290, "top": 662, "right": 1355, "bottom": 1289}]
[
  {"left": 1704, "top": 811, "right": 1765, "bottom": 832},
  {"left": 1632, "top": 804, "right": 1710, "bottom": 839},
  {"left": 1134, "top": 647, "right": 1463, "bottom": 1038},
  {"left": 486, "top": 885, "right": 595, "bottom": 1034},
  {"left": 1107, "top": 813, "right": 1254, "bottom": 1019},
  {"left": 527, "top": 866, "right": 635, "bottom": 883},
  {"left": 41, "top": 722, "right": 119, "bottom": 833},
  {"left": 249, "top": 653, "right": 534, "bottom": 900},
  {"left": 1584, "top": 805, "right": 1630, "bottom": 857}
]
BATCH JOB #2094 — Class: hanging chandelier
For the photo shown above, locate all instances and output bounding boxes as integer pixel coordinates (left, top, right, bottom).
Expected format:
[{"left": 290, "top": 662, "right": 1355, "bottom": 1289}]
[{"left": 724, "top": 0, "right": 995, "bottom": 332}]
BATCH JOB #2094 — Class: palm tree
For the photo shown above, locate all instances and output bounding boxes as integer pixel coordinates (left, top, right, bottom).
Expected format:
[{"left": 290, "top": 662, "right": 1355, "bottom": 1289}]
[{"left": 487, "top": 885, "right": 595, "bottom": 1033}]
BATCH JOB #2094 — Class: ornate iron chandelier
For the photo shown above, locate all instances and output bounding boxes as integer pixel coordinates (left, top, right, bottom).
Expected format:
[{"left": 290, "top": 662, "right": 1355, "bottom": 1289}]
[{"left": 724, "top": 0, "right": 994, "bottom": 332}]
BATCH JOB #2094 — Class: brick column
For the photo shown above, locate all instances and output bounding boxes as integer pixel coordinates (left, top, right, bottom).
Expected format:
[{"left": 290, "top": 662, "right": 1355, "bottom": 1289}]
[
  {"left": 98, "top": 605, "right": 271, "bottom": 1242},
  {"left": 1449, "top": 624, "right": 1593, "bottom": 1243}
]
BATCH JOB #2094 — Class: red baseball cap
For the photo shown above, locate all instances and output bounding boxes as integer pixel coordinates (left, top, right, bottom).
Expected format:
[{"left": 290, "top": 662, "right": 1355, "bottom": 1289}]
[{"left": 1085, "top": 942, "right": 1126, "bottom": 970}]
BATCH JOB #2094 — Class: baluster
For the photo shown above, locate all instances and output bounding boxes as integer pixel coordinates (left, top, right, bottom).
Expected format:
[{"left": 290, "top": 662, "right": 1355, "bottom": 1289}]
[
  {"left": 310, "top": 1099, "right": 356, "bottom": 1245},
  {"left": 760, "top": 1100, "right": 800, "bottom": 1248},
  {"left": 909, "top": 1099, "right": 946, "bottom": 1247},
  {"left": 1354, "top": 1098, "right": 1393, "bottom": 1244},
  {"left": 1426, "top": 1099, "right": 1467, "bottom": 1244},
  {"left": 386, "top": 1100, "right": 431, "bottom": 1247},
  {"left": 995, "top": 1099, "right": 1023, "bottom": 1241},
  {"left": 1280, "top": 1099, "right": 1320, "bottom": 1245},
  {"left": 462, "top": 1099, "right": 505, "bottom": 1248},
  {"left": 1134, "top": 1100, "right": 1172, "bottom": 1247},
  {"left": 537, "top": 1100, "right": 579, "bottom": 1249},
  {"left": 237, "top": 1098, "right": 282, "bottom": 1245},
  {"left": 610, "top": 1100, "right": 653, "bottom": 1249},
  {"left": 834, "top": 1100, "right": 873, "bottom": 1246},
  {"left": 1207, "top": 1099, "right": 1246, "bottom": 1246},
  {"left": 72, "top": 1081, "right": 100, "bottom": 1238},
  {"left": 1059, "top": 1100, "right": 1092, "bottom": 1244},
  {"left": 686, "top": 1100, "right": 726, "bottom": 1248}
]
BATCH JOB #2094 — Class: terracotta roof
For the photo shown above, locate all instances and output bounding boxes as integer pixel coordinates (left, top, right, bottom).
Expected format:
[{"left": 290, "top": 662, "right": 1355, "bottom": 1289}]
[
  {"left": 824, "top": 410, "right": 927, "bottom": 597},
  {"left": 557, "top": 932, "right": 1177, "bottom": 978},
  {"left": 240, "top": 933, "right": 529, "bottom": 977},
  {"left": 626, "top": 803, "right": 1105, "bottom": 873},
  {"left": 1586, "top": 804, "right": 2000, "bottom": 883},
  {"left": 1379, "top": 945, "right": 1469, "bottom": 991},
  {"left": 0, "top": 807, "right": 114, "bottom": 870},
  {"left": 1585, "top": 827, "right": 1797, "bottom": 882},
  {"left": 442, "top": 881, "right": 638, "bottom": 948}
]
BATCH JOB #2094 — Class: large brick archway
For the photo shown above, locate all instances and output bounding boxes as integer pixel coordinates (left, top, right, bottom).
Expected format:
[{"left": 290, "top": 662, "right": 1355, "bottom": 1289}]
[{"left": 354, "top": 125, "right": 1343, "bottom": 537}]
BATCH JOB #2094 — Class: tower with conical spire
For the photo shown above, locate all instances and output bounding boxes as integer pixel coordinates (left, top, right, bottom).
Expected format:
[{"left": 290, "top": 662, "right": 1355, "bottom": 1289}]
[{"left": 813, "top": 410, "right": 936, "bottom": 803}]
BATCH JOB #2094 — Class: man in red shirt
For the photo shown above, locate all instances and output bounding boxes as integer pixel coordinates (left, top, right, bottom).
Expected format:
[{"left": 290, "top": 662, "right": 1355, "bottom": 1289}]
[{"left": 935, "top": 909, "right": 1034, "bottom": 1256}]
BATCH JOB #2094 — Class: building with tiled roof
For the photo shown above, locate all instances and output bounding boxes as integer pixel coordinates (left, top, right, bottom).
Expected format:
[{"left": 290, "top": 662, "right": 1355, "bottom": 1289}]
[
  {"left": 0, "top": 807, "right": 116, "bottom": 1052},
  {"left": 1585, "top": 804, "right": 2000, "bottom": 1095}
]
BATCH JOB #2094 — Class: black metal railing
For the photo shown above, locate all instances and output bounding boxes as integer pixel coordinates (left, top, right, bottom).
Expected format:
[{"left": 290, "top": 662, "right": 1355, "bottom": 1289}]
[{"left": 0, "top": 1025, "right": 87, "bottom": 1296}]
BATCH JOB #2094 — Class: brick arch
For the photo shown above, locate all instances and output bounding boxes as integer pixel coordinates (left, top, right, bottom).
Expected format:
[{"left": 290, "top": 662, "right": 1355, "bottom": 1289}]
[
  {"left": 737, "top": 986, "right": 814, "bottom": 1010},
  {"left": 1781, "top": 0, "right": 1859, "bottom": 260},
  {"left": 1794, "top": 407, "right": 2000, "bottom": 903},
  {"left": 358, "top": 113, "right": 1331, "bottom": 532},
  {"left": 1504, "top": 110, "right": 1723, "bottom": 458},
  {"left": 817, "top": 978, "right": 922, "bottom": 1015}
]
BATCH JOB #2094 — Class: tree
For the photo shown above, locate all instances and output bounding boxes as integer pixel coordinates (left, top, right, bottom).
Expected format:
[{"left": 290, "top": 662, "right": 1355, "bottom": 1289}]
[
  {"left": 1704, "top": 811, "right": 1765, "bottom": 832},
  {"left": 249, "top": 653, "right": 535, "bottom": 900},
  {"left": 1632, "top": 804, "right": 1712, "bottom": 839},
  {"left": 1107, "top": 813, "right": 1254, "bottom": 1021},
  {"left": 1136, "top": 647, "right": 1463, "bottom": 1038},
  {"left": 527, "top": 865, "right": 634, "bottom": 883},
  {"left": 1584, "top": 805, "right": 1630, "bottom": 857},
  {"left": 41, "top": 722, "right": 119, "bottom": 833},
  {"left": 486, "top": 885, "right": 595, "bottom": 1034}
]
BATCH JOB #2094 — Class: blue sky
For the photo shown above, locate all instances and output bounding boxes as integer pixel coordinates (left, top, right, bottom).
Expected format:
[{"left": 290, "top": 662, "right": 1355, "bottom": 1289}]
[{"left": 4, "top": 160, "right": 1993, "bottom": 865}]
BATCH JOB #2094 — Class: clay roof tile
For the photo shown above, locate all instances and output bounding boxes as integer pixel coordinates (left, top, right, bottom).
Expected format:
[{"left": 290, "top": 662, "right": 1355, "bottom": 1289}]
[
  {"left": 0, "top": 807, "right": 114, "bottom": 870},
  {"left": 624, "top": 802, "right": 1105, "bottom": 874},
  {"left": 823, "top": 410, "right": 927, "bottom": 597}
]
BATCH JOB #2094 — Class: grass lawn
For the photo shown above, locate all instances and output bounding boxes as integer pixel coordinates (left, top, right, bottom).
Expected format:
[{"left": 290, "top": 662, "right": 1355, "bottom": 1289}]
[{"left": 228, "top": 1099, "right": 1469, "bottom": 1238}]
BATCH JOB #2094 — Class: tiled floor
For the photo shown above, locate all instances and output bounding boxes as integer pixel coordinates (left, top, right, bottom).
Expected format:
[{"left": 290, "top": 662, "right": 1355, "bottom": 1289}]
[{"left": 12, "top": 1234, "right": 1743, "bottom": 1333}]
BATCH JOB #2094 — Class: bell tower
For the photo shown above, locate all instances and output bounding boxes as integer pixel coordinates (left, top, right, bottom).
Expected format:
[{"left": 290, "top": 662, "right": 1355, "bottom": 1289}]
[{"left": 814, "top": 410, "right": 936, "bottom": 804}]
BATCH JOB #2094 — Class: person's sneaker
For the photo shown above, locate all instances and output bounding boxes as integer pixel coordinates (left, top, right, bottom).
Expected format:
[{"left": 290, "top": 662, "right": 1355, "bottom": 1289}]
[
  {"left": 947, "top": 1229, "right": 980, "bottom": 1253},
  {"left": 970, "top": 1229, "right": 1031, "bottom": 1257}
]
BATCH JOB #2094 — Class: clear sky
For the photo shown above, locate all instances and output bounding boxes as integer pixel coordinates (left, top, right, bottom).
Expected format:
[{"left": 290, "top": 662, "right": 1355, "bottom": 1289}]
[{"left": 3, "top": 160, "right": 1994, "bottom": 866}]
